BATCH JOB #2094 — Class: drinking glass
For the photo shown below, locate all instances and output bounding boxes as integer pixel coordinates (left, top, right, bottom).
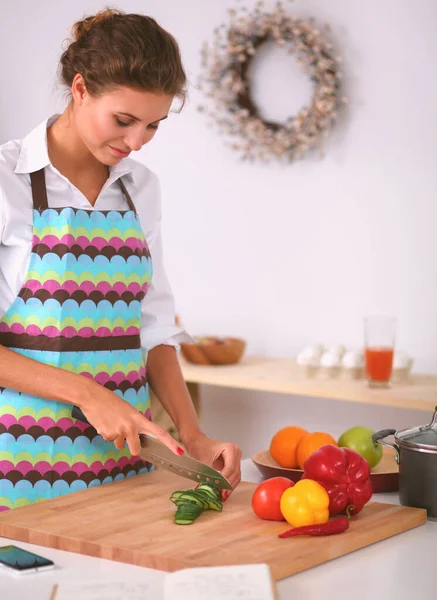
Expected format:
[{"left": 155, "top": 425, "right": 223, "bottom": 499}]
[{"left": 364, "top": 316, "right": 396, "bottom": 388}]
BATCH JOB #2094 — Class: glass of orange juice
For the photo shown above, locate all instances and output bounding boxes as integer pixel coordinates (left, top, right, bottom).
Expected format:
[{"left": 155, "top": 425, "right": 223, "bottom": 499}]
[{"left": 364, "top": 316, "right": 396, "bottom": 388}]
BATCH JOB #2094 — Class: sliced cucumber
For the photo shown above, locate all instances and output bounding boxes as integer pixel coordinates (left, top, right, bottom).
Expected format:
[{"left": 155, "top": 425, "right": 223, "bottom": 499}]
[
  {"left": 187, "top": 490, "right": 216, "bottom": 509},
  {"left": 175, "top": 493, "right": 207, "bottom": 509},
  {"left": 194, "top": 488, "right": 217, "bottom": 501},
  {"left": 175, "top": 505, "right": 204, "bottom": 519},
  {"left": 191, "top": 489, "right": 222, "bottom": 511},
  {"left": 207, "top": 498, "right": 223, "bottom": 512},
  {"left": 172, "top": 498, "right": 200, "bottom": 509},
  {"left": 174, "top": 507, "right": 203, "bottom": 526},
  {"left": 174, "top": 518, "right": 195, "bottom": 525},
  {"left": 170, "top": 483, "right": 223, "bottom": 525},
  {"left": 170, "top": 491, "right": 185, "bottom": 501},
  {"left": 197, "top": 483, "right": 221, "bottom": 500}
]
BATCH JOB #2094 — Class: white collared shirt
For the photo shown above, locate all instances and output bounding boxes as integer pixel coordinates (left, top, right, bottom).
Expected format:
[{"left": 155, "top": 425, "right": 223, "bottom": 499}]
[{"left": 0, "top": 115, "right": 192, "bottom": 350}]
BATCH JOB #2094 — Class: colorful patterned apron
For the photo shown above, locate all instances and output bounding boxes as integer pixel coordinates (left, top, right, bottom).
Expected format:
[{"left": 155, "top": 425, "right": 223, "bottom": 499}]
[{"left": 0, "top": 168, "right": 153, "bottom": 512}]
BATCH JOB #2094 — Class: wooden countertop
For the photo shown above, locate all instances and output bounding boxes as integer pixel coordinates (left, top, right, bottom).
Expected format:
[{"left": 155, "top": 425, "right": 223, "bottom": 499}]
[
  {"left": 180, "top": 356, "right": 437, "bottom": 412},
  {"left": 2, "top": 460, "right": 437, "bottom": 600}
]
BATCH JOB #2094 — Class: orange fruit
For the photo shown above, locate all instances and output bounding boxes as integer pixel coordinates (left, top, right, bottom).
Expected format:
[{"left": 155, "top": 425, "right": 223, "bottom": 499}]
[
  {"left": 269, "top": 426, "right": 308, "bottom": 468},
  {"left": 296, "top": 432, "right": 338, "bottom": 469}
]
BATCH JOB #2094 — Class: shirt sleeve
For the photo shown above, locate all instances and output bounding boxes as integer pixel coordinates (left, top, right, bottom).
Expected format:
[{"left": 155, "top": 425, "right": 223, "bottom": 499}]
[{"left": 139, "top": 173, "right": 194, "bottom": 351}]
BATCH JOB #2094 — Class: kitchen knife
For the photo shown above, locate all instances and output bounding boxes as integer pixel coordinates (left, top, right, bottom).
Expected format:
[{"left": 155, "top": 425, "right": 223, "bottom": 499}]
[{"left": 71, "top": 406, "right": 233, "bottom": 490}]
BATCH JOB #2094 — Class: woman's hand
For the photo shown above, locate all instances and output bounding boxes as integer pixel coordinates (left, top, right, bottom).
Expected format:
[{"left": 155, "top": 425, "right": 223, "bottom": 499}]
[
  {"left": 80, "top": 381, "right": 184, "bottom": 457},
  {"left": 0, "top": 344, "right": 183, "bottom": 457},
  {"left": 185, "top": 432, "right": 242, "bottom": 501}
]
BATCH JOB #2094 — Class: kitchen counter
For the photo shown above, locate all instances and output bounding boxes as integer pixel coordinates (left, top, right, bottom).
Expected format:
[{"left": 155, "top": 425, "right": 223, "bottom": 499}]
[{"left": 0, "top": 459, "right": 436, "bottom": 600}]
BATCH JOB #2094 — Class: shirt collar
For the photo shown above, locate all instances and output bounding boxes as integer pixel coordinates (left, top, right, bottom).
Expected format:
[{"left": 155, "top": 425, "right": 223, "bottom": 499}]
[
  {"left": 14, "top": 116, "right": 54, "bottom": 175},
  {"left": 14, "top": 114, "right": 138, "bottom": 189},
  {"left": 108, "top": 156, "right": 138, "bottom": 190}
]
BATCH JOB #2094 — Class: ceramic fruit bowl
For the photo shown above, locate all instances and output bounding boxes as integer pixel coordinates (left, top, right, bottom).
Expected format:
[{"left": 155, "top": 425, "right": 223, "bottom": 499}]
[{"left": 180, "top": 336, "right": 246, "bottom": 366}]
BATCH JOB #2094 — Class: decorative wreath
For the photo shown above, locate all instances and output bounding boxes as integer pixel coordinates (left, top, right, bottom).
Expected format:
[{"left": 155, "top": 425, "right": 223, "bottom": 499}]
[{"left": 198, "top": 2, "right": 347, "bottom": 162}]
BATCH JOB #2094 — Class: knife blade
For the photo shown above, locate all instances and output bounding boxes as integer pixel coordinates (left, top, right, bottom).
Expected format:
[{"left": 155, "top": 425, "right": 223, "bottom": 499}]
[
  {"left": 71, "top": 406, "right": 233, "bottom": 490},
  {"left": 138, "top": 434, "right": 232, "bottom": 490}
]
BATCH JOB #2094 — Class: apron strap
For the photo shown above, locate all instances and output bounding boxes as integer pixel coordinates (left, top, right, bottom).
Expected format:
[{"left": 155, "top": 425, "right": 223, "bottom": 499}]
[
  {"left": 30, "top": 168, "right": 137, "bottom": 214},
  {"left": 30, "top": 169, "right": 49, "bottom": 211},
  {"left": 118, "top": 177, "right": 137, "bottom": 214}
]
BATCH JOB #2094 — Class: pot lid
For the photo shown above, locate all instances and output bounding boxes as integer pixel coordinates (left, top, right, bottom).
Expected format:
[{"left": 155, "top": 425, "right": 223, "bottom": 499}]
[{"left": 397, "top": 406, "right": 437, "bottom": 450}]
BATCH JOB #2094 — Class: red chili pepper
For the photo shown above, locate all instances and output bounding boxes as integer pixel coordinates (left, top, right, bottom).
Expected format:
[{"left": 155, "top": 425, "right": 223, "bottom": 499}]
[{"left": 278, "top": 516, "right": 350, "bottom": 538}]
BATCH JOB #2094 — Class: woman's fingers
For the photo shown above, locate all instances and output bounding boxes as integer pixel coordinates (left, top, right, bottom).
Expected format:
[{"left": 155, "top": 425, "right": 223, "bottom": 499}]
[
  {"left": 139, "top": 420, "right": 184, "bottom": 456},
  {"left": 219, "top": 444, "right": 242, "bottom": 486},
  {"left": 218, "top": 445, "right": 242, "bottom": 501},
  {"left": 221, "top": 489, "right": 232, "bottom": 502},
  {"left": 126, "top": 431, "right": 142, "bottom": 456},
  {"left": 113, "top": 435, "right": 126, "bottom": 451},
  {"left": 95, "top": 412, "right": 184, "bottom": 458}
]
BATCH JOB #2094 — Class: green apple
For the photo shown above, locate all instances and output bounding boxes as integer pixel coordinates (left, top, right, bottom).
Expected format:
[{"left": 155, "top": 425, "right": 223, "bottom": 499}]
[{"left": 338, "top": 426, "right": 383, "bottom": 468}]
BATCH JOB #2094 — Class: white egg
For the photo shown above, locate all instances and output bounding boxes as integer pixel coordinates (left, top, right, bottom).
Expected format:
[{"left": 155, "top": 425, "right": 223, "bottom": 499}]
[
  {"left": 393, "top": 351, "right": 410, "bottom": 369},
  {"left": 320, "top": 351, "right": 341, "bottom": 368},
  {"left": 342, "top": 350, "right": 364, "bottom": 369},
  {"left": 328, "top": 344, "right": 346, "bottom": 358},
  {"left": 311, "top": 344, "right": 325, "bottom": 358}
]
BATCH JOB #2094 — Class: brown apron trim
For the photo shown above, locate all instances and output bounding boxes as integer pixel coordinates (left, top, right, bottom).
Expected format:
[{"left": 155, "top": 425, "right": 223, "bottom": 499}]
[
  {"left": 32, "top": 243, "right": 150, "bottom": 261},
  {"left": 30, "top": 170, "right": 49, "bottom": 211},
  {"left": 30, "top": 168, "right": 137, "bottom": 214},
  {"left": 18, "top": 288, "right": 146, "bottom": 306},
  {"left": 117, "top": 177, "right": 137, "bottom": 214},
  {"left": 0, "top": 461, "right": 152, "bottom": 485},
  {"left": 0, "top": 420, "right": 149, "bottom": 442},
  {"left": 0, "top": 333, "right": 141, "bottom": 352}
]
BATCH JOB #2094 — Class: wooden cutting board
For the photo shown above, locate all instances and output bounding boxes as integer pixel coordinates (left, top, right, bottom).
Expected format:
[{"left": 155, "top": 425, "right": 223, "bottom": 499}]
[{"left": 0, "top": 470, "right": 427, "bottom": 581}]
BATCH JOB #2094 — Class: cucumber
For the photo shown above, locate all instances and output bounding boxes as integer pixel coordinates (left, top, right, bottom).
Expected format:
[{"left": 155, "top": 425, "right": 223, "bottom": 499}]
[
  {"left": 175, "top": 493, "right": 207, "bottom": 509},
  {"left": 170, "top": 491, "right": 207, "bottom": 508},
  {"left": 187, "top": 490, "right": 216, "bottom": 509},
  {"left": 194, "top": 488, "right": 216, "bottom": 501},
  {"left": 174, "top": 518, "right": 194, "bottom": 525},
  {"left": 175, "top": 504, "right": 204, "bottom": 519},
  {"left": 206, "top": 497, "right": 223, "bottom": 512},
  {"left": 172, "top": 498, "right": 201, "bottom": 509},
  {"left": 191, "top": 489, "right": 222, "bottom": 511},
  {"left": 197, "top": 483, "right": 221, "bottom": 500},
  {"left": 170, "top": 483, "right": 224, "bottom": 525},
  {"left": 170, "top": 491, "right": 185, "bottom": 500},
  {"left": 174, "top": 505, "right": 203, "bottom": 526}
]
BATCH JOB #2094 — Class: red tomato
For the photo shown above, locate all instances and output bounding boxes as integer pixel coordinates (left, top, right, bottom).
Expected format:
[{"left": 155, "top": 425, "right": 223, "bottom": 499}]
[{"left": 251, "top": 477, "right": 294, "bottom": 521}]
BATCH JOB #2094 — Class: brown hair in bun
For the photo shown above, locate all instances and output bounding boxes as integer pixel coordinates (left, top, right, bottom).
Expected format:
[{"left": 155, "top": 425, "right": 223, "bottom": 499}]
[{"left": 59, "top": 8, "right": 186, "bottom": 104}]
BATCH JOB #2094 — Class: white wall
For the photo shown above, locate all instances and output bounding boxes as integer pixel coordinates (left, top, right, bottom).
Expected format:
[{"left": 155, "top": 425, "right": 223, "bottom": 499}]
[{"left": 1, "top": 0, "right": 436, "bottom": 456}]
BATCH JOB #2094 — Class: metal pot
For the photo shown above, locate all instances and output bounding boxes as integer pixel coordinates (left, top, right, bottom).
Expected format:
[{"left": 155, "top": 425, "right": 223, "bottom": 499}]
[{"left": 373, "top": 406, "right": 437, "bottom": 520}]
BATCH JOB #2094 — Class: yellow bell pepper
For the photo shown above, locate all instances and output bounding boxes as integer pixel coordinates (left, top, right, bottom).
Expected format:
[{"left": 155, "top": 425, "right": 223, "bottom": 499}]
[{"left": 280, "top": 479, "right": 330, "bottom": 528}]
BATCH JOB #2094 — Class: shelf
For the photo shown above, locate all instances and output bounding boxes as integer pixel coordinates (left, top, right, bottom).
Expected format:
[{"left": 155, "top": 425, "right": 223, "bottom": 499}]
[{"left": 180, "top": 356, "right": 437, "bottom": 412}]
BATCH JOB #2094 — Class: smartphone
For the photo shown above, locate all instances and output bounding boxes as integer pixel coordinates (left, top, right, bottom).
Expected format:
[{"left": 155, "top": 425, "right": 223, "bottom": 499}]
[{"left": 0, "top": 545, "right": 55, "bottom": 574}]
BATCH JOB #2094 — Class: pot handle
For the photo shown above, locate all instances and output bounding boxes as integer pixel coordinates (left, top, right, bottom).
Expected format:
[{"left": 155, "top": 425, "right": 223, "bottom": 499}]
[
  {"left": 372, "top": 429, "right": 400, "bottom": 464},
  {"left": 427, "top": 405, "right": 437, "bottom": 429}
]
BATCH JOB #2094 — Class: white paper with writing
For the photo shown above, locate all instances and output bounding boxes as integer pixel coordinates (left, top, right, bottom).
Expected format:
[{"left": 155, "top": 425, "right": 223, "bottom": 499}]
[
  {"left": 163, "top": 564, "right": 275, "bottom": 600},
  {"left": 52, "top": 564, "right": 275, "bottom": 600}
]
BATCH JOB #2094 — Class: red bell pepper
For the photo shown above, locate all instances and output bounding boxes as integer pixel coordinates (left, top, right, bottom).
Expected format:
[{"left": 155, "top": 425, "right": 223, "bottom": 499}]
[{"left": 301, "top": 444, "right": 372, "bottom": 516}]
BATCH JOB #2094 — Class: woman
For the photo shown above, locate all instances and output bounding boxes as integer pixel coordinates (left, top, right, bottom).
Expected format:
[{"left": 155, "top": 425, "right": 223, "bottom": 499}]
[{"left": 0, "top": 9, "right": 241, "bottom": 512}]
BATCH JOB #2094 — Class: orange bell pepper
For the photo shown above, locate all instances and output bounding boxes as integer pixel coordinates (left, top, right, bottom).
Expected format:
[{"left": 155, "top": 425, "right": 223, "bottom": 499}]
[{"left": 280, "top": 479, "right": 330, "bottom": 528}]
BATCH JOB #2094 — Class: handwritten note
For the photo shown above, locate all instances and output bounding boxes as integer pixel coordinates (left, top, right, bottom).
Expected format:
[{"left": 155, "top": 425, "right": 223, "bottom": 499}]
[
  {"left": 163, "top": 564, "right": 276, "bottom": 600},
  {"left": 51, "top": 564, "right": 276, "bottom": 600}
]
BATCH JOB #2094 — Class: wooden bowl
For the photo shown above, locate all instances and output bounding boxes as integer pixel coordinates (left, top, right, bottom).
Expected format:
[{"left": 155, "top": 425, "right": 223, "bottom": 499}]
[
  {"left": 251, "top": 446, "right": 399, "bottom": 493},
  {"left": 180, "top": 337, "right": 246, "bottom": 366}
]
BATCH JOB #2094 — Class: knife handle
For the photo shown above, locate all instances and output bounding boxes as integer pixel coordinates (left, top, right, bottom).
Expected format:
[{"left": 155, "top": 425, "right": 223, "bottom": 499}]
[{"left": 72, "top": 405, "right": 92, "bottom": 426}]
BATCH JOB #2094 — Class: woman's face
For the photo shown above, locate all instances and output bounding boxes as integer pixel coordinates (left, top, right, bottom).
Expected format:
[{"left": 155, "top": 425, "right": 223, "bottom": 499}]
[{"left": 72, "top": 75, "right": 173, "bottom": 165}]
